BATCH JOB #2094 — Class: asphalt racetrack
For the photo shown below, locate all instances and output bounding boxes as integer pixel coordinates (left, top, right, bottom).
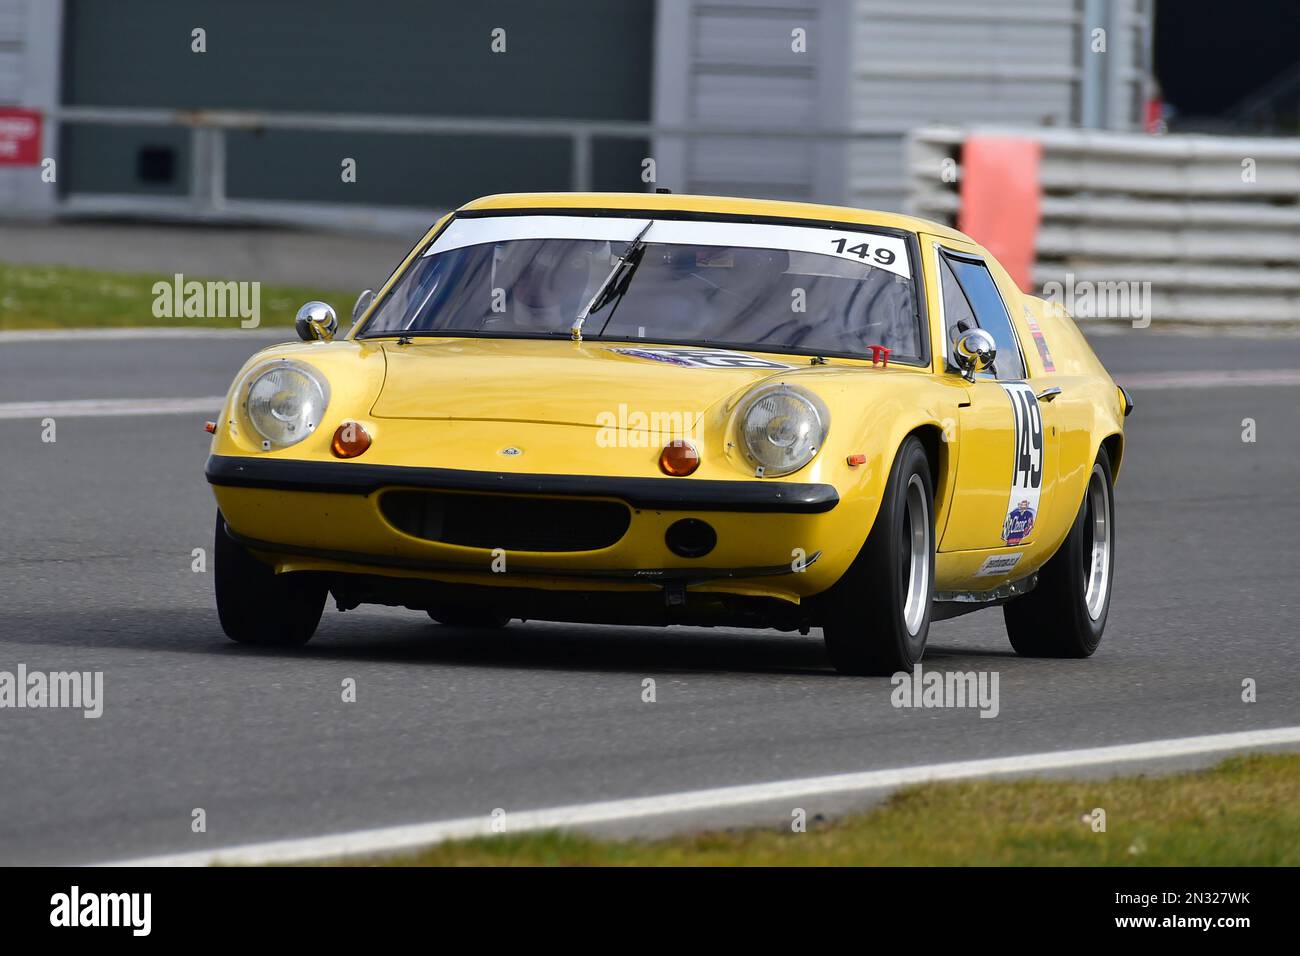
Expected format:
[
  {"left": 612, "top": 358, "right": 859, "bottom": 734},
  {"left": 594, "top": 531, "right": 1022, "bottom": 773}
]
[{"left": 1, "top": 329, "right": 1297, "bottom": 864}]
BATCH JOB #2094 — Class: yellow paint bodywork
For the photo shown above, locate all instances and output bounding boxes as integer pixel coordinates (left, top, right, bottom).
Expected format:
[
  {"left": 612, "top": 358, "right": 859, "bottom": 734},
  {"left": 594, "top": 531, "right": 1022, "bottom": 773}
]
[{"left": 208, "top": 192, "right": 1124, "bottom": 608}]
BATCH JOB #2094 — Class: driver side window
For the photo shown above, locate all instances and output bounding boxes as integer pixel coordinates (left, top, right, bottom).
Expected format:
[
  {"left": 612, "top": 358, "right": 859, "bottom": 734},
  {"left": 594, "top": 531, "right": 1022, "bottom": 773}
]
[{"left": 938, "top": 252, "right": 1026, "bottom": 380}]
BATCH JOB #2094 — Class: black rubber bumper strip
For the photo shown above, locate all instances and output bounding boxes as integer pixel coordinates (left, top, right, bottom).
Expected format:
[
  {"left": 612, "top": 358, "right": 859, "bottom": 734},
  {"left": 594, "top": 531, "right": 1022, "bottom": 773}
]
[{"left": 205, "top": 455, "right": 839, "bottom": 514}]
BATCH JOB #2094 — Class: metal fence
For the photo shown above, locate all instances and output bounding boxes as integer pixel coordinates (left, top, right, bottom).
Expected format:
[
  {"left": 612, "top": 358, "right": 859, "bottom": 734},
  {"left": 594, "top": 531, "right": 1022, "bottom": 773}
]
[
  {"left": 906, "top": 126, "right": 1300, "bottom": 325},
  {"left": 45, "top": 106, "right": 902, "bottom": 235}
]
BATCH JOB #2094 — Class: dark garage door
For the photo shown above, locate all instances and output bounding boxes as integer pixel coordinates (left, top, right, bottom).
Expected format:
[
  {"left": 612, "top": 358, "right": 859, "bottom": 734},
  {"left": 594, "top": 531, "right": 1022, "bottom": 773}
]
[{"left": 60, "top": 0, "right": 654, "bottom": 208}]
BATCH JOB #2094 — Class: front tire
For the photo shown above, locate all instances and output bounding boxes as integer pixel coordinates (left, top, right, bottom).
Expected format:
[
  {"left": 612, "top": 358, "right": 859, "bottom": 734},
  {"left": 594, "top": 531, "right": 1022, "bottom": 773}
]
[
  {"left": 214, "top": 511, "right": 326, "bottom": 646},
  {"left": 1003, "top": 447, "right": 1114, "bottom": 657},
  {"left": 820, "top": 436, "right": 934, "bottom": 675}
]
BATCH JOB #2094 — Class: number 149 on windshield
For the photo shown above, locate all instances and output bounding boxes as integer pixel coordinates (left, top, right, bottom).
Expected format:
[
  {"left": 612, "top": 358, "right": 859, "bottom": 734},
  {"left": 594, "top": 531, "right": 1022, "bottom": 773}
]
[{"left": 831, "top": 237, "right": 896, "bottom": 266}]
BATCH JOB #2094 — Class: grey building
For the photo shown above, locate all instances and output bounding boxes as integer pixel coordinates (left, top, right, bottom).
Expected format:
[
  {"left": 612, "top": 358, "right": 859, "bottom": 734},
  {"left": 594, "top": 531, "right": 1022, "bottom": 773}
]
[
  {"left": 652, "top": 0, "right": 1153, "bottom": 207},
  {"left": 1, "top": 0, "right": 1152, "bottom": 226},
  {"left": 0, "top": 0, "right": 60, "bottom": 214}
]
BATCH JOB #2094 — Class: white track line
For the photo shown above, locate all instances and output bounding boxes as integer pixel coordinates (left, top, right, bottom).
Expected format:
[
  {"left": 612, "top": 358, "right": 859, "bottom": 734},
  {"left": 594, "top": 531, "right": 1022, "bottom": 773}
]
[
  {"left": 100, "top": 725, "right": 1300, "bottom": 867},
  {"left": 5, "top": 364, "right": 1293, "bottom": 424},
  {"left": 2, "top": 365, "right": 1292, "bottom": 425},
  {"left": 1121, "top": 368, "right": 1300, "bottom": 389},
  {"left": 0, "top": 397, "right": 225, "bottom": 420},
  {"left": 0, "top": 327, "right": 287, "bottom": 342}
]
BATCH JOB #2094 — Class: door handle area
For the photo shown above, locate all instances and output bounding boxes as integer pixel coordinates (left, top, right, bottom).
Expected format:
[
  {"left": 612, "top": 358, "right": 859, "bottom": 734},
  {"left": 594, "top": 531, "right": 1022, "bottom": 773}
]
[{"left": 1036, "top": 386, "right": 1062, "bottom": 402}]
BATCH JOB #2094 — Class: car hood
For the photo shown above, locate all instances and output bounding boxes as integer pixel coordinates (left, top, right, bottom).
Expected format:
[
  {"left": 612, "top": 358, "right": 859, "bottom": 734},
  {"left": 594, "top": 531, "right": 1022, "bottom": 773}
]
[{"left": 369, "top": 337, "right": 803, "bottom": 429}]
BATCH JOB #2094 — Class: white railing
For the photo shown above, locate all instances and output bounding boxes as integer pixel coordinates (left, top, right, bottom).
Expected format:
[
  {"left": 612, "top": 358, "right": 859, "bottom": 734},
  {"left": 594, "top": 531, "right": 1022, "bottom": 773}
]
[
  {"left": 43, "top": 106, "right": 901, "bottom": 234},
  {"left": 906, "top": 126, "right": 1300, "bottom": 325}
]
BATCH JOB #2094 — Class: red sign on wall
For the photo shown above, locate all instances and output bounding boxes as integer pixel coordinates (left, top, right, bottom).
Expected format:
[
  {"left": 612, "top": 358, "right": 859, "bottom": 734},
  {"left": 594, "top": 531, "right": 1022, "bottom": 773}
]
[
  {"left": 957, "top": 136, "right": 1042, "bottom": 292},
  {"left": 0, "top": 109, "right": 42, "bottom": 166}
]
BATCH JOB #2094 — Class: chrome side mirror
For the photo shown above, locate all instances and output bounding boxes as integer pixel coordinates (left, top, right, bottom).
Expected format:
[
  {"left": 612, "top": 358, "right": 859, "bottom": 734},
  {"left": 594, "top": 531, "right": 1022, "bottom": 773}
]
[
  {"left": 294, "top": 301, "right": 338, "bottom": 342},
  {"left": 351, "top": 288, "right": 375, "bottom": 325},
  {"left": 953, "top": 328, "right": 997, "bottom": 382}
]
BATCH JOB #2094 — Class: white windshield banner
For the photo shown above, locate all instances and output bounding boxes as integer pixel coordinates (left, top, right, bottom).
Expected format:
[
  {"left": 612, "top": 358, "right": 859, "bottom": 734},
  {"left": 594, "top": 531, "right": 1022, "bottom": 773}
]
[{"left": 424, "top": 214, "right": 911, "bottom": 278}]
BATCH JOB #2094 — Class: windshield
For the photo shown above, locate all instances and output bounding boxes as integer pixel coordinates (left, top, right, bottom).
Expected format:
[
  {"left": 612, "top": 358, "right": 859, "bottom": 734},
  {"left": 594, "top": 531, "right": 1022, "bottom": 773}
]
[{"left": 360, "top": 215, "right": 924, "bottom": 361}]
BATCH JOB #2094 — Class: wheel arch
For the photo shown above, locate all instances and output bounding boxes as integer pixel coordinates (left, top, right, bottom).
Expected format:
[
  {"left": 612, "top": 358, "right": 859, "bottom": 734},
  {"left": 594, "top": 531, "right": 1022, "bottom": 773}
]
[
  {"left": 817, "top": 418, "right": 947, "bottom": 596},
  {"left": 903, "top": 422, "right": 953, "bottom": 537},
  {"left": 1100, "top": 432, "right": 1124, "bottom": 481},
  {"left": 907, "top": 423, "right": 943, "bottom": 491}
]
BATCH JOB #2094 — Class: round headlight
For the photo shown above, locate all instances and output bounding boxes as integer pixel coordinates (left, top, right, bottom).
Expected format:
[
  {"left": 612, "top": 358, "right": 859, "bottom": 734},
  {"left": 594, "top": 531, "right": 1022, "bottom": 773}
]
[
  {"left": 244, "top": 362, "right": 329, "bottom": 448},
  {"left": 737, "top": 384, "right": 828, "bottom": 477}
]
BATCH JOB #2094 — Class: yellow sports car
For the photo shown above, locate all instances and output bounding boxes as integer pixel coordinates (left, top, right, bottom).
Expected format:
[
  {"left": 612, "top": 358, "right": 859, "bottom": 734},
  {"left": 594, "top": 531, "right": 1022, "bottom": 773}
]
[{"left": 205, "top": 192, "right": 1131, "bottom": 675}]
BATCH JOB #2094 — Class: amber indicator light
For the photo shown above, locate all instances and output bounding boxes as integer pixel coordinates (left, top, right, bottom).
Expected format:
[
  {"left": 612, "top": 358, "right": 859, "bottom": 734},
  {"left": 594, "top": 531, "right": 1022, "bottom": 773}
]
[
  {"left": 659, "top": 439, "right": 700, "bottom": 476},
  {"left": 331, "top": 421, "right": 373, "bottom": 458}
]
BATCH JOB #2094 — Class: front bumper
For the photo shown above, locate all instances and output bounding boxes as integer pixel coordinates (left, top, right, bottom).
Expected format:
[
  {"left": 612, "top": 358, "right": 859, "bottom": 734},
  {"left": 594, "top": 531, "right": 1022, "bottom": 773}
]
[
  {"left": 205, "top": 455, "right": 855, "bottom": 602},
  {"left": 205, "top": 455, "right": 839, "bottom": 513}
]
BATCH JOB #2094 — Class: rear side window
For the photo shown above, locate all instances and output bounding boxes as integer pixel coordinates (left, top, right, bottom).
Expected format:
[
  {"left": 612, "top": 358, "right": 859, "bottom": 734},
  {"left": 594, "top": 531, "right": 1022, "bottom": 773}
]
[{"left": 939, "top": 253, "right": 1026, "bottom": 380}]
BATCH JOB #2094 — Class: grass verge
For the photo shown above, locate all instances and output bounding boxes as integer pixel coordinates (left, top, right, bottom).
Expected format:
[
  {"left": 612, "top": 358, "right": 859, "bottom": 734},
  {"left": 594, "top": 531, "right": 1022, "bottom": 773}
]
[
  {"left": 0, "top": 261, "right": 350, "bottom": 330},
  {"left": 361, "top": 754, "right": 1300, "bottom": 866}
]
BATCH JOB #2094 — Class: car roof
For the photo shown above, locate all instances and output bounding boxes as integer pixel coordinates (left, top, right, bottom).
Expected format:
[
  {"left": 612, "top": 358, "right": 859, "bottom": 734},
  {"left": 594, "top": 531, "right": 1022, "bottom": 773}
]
[{"left": 459, "top": 192, "right": 974, "bottom": 245}]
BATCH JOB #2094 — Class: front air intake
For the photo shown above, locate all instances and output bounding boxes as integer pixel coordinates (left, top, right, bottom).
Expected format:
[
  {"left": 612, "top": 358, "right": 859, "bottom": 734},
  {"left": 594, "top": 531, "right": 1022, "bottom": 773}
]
[{"left": 381, "top": 490, "right": 630, "bottom": 553}]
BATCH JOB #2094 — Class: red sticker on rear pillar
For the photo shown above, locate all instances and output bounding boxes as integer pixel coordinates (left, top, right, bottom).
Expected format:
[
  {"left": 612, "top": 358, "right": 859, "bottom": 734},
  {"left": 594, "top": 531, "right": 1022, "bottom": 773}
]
[
  {"left": 1024, "top": 308, "right": 1055, "bottom": 372},
  {"left": 958, "top": 136, "right": 1042, "bottom": 292},
  {"left": 0, "top": 109, "right": 42, "bottom": 166}
]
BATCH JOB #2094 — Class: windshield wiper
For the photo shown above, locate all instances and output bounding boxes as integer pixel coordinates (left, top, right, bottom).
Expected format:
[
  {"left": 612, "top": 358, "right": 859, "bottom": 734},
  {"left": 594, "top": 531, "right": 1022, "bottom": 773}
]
[{"left": 570, "top": 220, "right": 653, "bottom": 342}]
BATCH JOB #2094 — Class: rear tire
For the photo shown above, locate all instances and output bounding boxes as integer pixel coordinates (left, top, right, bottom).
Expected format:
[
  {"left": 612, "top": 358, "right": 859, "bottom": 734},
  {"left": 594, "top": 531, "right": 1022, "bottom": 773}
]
[
  {"left": 1003, "top": 447, "right": 1114, "bottom": 657},
  {"left": 214, "top": 511, "right": 326, "bottom": 646},
  {"left": 427, "top": 607, "right": 511, "bottom": 628},
  {"left": 820, "top": 436, "right": 934, "bottom": 675}
]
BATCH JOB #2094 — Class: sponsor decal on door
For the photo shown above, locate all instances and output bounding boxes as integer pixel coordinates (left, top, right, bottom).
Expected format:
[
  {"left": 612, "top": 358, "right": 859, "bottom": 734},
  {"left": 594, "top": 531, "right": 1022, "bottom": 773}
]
[
  {"left": 975, "top": 552, "right": 1023, "bottom": 577},
  {"left": 999, "top": 383, "right": 1043, "bottom": 545}
]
